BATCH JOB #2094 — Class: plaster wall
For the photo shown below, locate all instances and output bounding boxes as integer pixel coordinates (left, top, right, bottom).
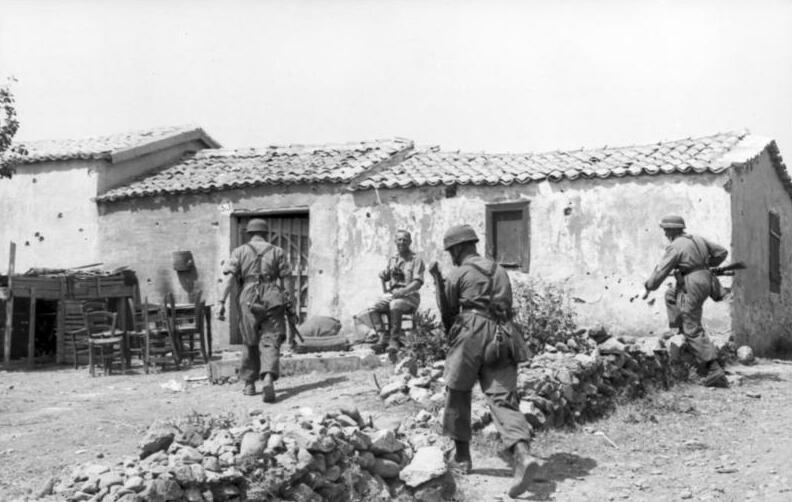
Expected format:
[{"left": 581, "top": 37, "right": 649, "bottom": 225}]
[
  {"left": 0, "top": 160, "right": 103, "bottom": 271},
  {"left": 730, "top": 150, "right": 792, "bottom": 355},
  {"left": 336, "top": 173, "right": 733, "bottom": 336},
  {"left": 97, "top": 185, "right": 341, "bottom": 348}
]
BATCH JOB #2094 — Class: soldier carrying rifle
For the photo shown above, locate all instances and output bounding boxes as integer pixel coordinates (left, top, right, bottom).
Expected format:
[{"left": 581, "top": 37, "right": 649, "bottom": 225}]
[
  {"left": 430, "top": 224, "right": 538, "bottom": 499},
  {"left": 644, "top": 215, "right": 730, "bottom": 388}
]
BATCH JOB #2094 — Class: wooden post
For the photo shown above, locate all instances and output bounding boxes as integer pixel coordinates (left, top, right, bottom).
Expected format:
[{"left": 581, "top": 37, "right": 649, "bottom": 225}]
[
  {"left": 28, "top": 288, "right": 36, "bottom": 369},
  {"left": 4, "top": 242, "right": 16, "bottom": 368}
]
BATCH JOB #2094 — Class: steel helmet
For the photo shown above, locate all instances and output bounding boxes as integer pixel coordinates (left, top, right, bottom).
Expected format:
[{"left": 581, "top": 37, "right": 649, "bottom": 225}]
[
  {"left": 659, "top": 215, "right": 686, "bottom": 230},
  {"left": 443, "top": 224, "right": 479, "bottom": 250},
  {"left": 245, "top": 218, "right": 268, "bottom": 233}
]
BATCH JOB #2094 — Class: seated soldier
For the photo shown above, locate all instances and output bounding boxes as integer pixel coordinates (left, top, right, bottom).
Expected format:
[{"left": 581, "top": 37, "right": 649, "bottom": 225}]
[{"left": 365, "top": 230, "right": 425, "bottom": 357}]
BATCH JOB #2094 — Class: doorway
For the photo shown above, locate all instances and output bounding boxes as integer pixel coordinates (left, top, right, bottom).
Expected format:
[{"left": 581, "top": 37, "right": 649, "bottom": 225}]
[{"left": 230, "top": 211, "right": 310, "bottom": 344}]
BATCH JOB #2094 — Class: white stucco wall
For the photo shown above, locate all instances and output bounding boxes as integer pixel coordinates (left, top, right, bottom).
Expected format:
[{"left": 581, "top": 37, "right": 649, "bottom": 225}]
[
  {"left": 335, "top": 173, "right": 733, "bottom": 337},
  {"left": 0, "top": 159, "right": 103, "bottom": 271}
]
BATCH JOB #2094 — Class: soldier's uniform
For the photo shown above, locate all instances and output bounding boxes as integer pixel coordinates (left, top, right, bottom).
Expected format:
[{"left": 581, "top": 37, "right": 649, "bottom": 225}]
[
  {"left": 367, "top": 251, "right": 425, "bottom": 351},
  {"left": 224, "top": 234, "right": 291, "bottom": 387},
  {"left": 645, "top": 216, "right": 728, "bottom": 386},
  {"left": 443, "top": 254, "right": 533, "bottom": 452},
  {"left": 439, "top": 224, "right": 537, "bottom": 499}
]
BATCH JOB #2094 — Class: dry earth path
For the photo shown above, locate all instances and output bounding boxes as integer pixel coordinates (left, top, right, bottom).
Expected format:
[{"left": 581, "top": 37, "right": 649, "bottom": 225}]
[{"left": 1, "top": 359, "right": 791, "bottom": 502}]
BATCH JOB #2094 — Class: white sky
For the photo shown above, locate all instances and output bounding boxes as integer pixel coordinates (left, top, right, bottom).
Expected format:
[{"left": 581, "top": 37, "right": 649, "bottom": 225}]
[{"left": 2, "top": 0, "right": 791, "bottom": 155}]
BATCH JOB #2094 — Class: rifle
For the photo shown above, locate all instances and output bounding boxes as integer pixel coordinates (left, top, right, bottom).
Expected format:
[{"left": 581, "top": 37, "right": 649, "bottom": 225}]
[
  {"left": 711, "top": 261, "right": 746, "bottom": 276},
  {"left": 642, "top": 261, "right": 747, "bottom": 300},
  {"left": 283, "top": 290, "right": 305, "bottom": 347},
  {"left": 428, "top": 261, "right": 454, "bottom": 334}
]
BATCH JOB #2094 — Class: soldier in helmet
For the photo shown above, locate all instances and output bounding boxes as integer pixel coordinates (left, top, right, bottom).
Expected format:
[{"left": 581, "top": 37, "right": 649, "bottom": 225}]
[
  {"left": 644, "top": 215, "right": 729, "bottom": 387},
  {"left": 218, "top": 218, "right": 291, "bottom": 402},
  {"left": 439, "top": 224, "right": 538, "bottom": 499},
  {"left": 364, "top": 230, "right": 425, "bottom": 359}
]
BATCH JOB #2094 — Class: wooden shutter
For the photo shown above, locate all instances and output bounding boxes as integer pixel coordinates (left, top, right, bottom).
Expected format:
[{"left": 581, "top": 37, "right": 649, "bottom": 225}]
[{"left": 769, "top": 211, "right": 781, "bottom": 293}]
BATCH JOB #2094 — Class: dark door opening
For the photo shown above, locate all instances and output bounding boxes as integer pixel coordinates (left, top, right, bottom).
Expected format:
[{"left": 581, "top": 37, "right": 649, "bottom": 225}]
[
  {"left": 0, "top": 298, "right": 59, "bottom": 361},
  {"left": 229, "top": 212, "right": 310, "bottom": 345}
]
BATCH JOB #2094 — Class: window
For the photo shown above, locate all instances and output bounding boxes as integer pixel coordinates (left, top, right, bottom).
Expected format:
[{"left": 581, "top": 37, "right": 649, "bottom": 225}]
[
  {"left": 486, "top": 201, "right": 530, "bottom": 271},
  {"left": 769, "top": 211, "right": 781, "bottom": 293}
]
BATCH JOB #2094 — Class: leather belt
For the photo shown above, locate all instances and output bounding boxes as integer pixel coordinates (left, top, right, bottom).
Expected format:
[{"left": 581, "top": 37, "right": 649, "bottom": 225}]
[
  {"left": 680, "top": 265, "right": 707, "bottom": 276},
  {"left": 459, "top": 307, "right": 493, "bottom": 319}
]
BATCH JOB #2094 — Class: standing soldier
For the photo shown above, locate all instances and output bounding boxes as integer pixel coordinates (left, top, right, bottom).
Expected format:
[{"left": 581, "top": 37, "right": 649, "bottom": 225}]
[
  {"left": 644, "top": 215, "right": 729, "bottom": 388},
  {"left": 218, "top": 218, "right": 292, "bottom": 402},
  {"left": 436, "top": 224, "right": 538, "bottom": 499}
]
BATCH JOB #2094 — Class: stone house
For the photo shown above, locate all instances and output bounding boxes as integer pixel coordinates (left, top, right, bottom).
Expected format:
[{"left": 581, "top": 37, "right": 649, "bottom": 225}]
[
  {"left": 4, "top": 127, "right": 791, "bottom": 356},
  {"left": 0, "top": 125, "right": 219, "bottom": 271}
]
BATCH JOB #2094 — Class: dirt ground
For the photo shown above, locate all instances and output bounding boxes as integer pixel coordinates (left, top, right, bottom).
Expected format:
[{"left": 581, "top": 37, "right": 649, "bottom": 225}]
[{"left": 1, "top": 358, "right": 791, "bottom": 502}]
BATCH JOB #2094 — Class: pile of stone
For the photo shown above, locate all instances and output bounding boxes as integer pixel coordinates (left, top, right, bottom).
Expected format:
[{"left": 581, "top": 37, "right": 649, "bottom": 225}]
[
  {"left": 40, "top": 407, "right": 455, "bottom": 502},
  {"left": 382, "top": 330, "right": 677, "bottom": 434},
  {"left": 377, "top": 359, "right": 446, "bottom": 408},
  {"left": 515, "top": 333, "right": 670, "bottom": 429}
]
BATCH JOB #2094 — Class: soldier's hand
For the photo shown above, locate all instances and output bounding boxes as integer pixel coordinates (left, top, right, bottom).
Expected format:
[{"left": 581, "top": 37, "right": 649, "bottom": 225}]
[
  {"left": 641, "top": 289, "right": 650, "bottom": 301},
  {"left": 217, "top": 304, "right": 226, "bottom": 321},
  {"left": 391, "top": 288, "right": 404, "bottom": 299},
  {"left": 378, "top": 269, "right": 389, "bottom": 281}
]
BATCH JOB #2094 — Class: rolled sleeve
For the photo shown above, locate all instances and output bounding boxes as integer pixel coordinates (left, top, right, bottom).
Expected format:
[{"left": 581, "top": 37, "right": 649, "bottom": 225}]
[
  {"left": 705, "top": 238, "right": 728, "bottom": 267},
  {"left": 412, "top": 256, "right": 426, "bottom": 285},
  {"left": 223, "top": 247, "right": 243, "bottom": 277}
]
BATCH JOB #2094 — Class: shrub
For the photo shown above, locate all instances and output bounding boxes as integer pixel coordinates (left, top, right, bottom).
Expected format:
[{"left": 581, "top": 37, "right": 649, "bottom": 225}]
[
  {"left": 512, "top": 277, "right": 579, "bottom": 353},
  {"left": 399, "top": 309, "right": 448, "bottom": 366}
]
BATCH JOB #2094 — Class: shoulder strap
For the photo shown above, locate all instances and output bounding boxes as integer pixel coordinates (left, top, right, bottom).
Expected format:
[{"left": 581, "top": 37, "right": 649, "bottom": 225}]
[
  {"left": 246, "top": 242, "right": 275, "bottom": 279},
  {"left": 463, "top": 261, "right": 498, "bottom": 307},
  {"left": 683, "top": 234, "right": 709, "bottom": 265}
]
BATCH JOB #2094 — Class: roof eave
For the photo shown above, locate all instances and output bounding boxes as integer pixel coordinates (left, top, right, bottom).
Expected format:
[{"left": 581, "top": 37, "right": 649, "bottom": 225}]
[{"left": 109, "top": 128, "right": 221, "bottom": 164}]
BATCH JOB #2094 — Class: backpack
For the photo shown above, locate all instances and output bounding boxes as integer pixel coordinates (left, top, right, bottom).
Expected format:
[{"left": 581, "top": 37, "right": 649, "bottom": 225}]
[
  {"left": 464, "top": 261, "right": 530, "bottom": 366},
  {"left": 245, "top": 243, "right": 286, "bottom": 320}
]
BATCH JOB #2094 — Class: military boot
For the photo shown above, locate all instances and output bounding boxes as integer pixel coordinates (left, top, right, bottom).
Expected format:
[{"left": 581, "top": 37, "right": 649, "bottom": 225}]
[
  {"left": 261, "top": 373, "right": 276, "bottom": 403},
  {"left": 703, "top": 360, "right": 728, "bottom": 388},
  {"left": 371, "top": 331, "right": 389, "bottom": 354},
  {"left": 508, "top": 441, "right": 539, "bottom": 498},
  {"left": 448, "top": 440, "right": 472, "bottom": 474}
]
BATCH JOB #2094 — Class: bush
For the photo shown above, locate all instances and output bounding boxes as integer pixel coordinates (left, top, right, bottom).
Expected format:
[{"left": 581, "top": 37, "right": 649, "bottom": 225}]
[
  {"left": 512, "top": 278, "right": 579, "bottom": 353},
  {"left": 399, "top": 309, "right": 448, "bottom": 366}
]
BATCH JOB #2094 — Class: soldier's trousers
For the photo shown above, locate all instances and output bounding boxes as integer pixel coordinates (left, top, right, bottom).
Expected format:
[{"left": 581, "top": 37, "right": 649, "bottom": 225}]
[
  {"left": 443, "top": 313, "right": 533, "bottom": 451},
  {"left": 239, "top": 309, "right": 286, "bottom": 383},
  {"left": 665, "top": 274, "right": 718, "bottom": 363},
  {"left": 240, "top": 332, "right": 282, "bottom": 383}
]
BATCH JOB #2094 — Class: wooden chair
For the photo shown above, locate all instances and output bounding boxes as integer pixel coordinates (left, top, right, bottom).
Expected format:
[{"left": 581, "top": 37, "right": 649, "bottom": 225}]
[
  {"left": 64, "top": 300, "right": 108, "bottom": 368},
  {"left": 141, "top": 298, "right": 182, "bottom": 372},
  {"left": 84, "top": 310, "right": 124, "bottom": 376},
  {"left": 164, "top": 291, "right": 208, "bottom": 365}
]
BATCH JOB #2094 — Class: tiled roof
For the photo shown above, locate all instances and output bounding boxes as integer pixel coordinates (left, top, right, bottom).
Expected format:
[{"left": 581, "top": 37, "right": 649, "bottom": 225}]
[
  {"left": 96, "top": 138, "right": 413, "bottom": 202},
  {"left": 6, "top": 125, "right": 219, "bottom": 165},
  {"left": 350, "top": 131, "right": 752, "bottom": 190}
]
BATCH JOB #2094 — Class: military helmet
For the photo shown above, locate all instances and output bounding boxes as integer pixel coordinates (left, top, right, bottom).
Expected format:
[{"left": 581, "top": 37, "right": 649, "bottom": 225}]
[
  {"left": 443, "top": 224, "right": 479, "bottom": 250},
  {"left": 245, "top": 218, "right": 268, "bottom": 233},
  {"left": 659, "top": 215, "right": 686, "bottom": 229}
]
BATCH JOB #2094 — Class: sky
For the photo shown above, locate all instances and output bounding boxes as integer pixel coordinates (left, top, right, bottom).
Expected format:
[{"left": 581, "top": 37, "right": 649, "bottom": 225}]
[{"left": 1, "top": 0, "right": 792, "bottom": 155}]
